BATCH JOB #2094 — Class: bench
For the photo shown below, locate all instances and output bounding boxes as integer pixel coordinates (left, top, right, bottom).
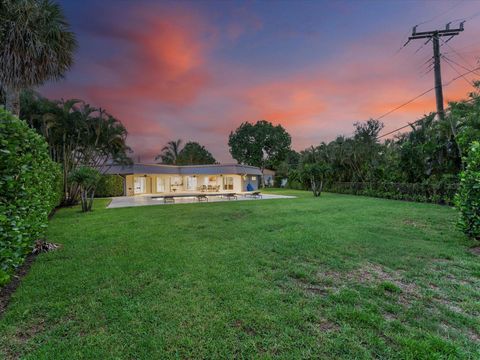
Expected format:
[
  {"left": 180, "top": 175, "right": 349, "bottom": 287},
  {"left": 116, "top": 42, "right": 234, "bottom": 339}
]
[
  {"left": 244, "top": 191, "right": 262, "bottom": 199},
  {"left": 151, "top": 193, "right": 238, "bottom": 204},
  {"left": 222, "top": 193, "right": 237, "bottom": 200},
  {"left": 163, "top": 196, "right": 175, "bottom": 204}
]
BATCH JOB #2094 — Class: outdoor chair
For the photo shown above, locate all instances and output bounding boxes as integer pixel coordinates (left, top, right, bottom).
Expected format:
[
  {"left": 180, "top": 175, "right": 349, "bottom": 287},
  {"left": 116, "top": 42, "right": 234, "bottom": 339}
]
[
  {"left": 163, "top": 196, "right": 175, "bottom": 204},
  {"left": 245, "top": 191, "right": 262, "bottom": 199}
]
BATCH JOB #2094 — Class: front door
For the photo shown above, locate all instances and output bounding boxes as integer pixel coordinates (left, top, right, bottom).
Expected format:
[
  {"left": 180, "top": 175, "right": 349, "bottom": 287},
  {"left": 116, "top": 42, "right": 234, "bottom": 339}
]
[{"left": 134, "top": 177, "right": 146, "bottom": 194}]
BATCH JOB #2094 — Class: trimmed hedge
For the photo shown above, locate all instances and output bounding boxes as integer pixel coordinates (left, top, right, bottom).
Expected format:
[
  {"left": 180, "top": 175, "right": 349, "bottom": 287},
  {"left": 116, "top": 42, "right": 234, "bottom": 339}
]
[
  {"left": 455, "top": 141, "right": 480, "bottom": 239},
  {"left": 0, "top": 109, "right": 61, "bottom": 286},
  {"left": 95, "top": 174, "right": 124, "bottom": 197},
  {"left": 324, "top": 181, "right": 459, "bottom": 205}
]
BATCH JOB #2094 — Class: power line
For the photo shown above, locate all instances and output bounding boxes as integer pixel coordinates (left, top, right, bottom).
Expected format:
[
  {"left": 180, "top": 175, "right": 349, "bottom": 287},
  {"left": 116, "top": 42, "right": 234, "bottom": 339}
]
[
  {"left": 375, "top": 65, "right": 480, "bottom": 139},
  {"left": 442, "top": 55, "right": 476, "bottom": 88},
  {"left": 373, "top": 87, "right": 436, "bottom": 122},
  {"left": 449, "top": 9, "right": 480, "bottom": 23},
  {"left": 438, "top": 42, "right": 480, "bottom": 76},
  {"left": 415, "top": 1, "right": 465, "bottom": 27},
  {"left": 439, "top": 37, "right": 476, "bottom": 69},
  {"left": 377, "top": 116, "right": 431, "bottom": 139}
]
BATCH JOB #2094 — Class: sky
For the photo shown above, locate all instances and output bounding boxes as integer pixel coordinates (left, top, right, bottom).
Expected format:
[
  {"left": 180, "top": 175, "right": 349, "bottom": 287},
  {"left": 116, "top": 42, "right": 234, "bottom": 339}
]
[{"left": 41, "top": 0, "right": 480, "bottom": 163}]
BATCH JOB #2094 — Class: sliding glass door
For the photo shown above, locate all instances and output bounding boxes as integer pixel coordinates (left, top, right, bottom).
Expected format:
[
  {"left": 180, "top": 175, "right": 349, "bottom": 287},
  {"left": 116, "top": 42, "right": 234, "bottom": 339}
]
[{"left": 134, "top": 177, "right": 146, "bottom": 194}]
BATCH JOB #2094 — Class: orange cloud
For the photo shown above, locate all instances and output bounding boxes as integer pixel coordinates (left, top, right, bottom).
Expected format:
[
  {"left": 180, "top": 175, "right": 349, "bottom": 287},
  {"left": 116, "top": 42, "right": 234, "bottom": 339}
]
[{"left": 86, "top": 8, "right": 214, "bottom": 108}]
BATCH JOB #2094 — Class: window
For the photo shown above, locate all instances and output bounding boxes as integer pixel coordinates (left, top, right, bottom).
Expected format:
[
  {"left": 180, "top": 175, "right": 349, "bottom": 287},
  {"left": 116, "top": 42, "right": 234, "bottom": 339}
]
[
  {"left": 134, "top": 177, "right": 146, "bottom": 194},
  {"left": 170, "top": 176, "right": 182, "bottom": 186},
  {"left": 223, "top": 176, "right": 234, "bottom": 190},
  {"left": 170, "top": 176, "right": 182, "bottom": 192},
  {"left": 156, "top": 177, "right": 165, "bottom": 192},
  {"left": 186, "top": 176, "right": 197, "bottom": 191},
  {"left": 251, "top": 176, "right": 256, "bottom": 181}
]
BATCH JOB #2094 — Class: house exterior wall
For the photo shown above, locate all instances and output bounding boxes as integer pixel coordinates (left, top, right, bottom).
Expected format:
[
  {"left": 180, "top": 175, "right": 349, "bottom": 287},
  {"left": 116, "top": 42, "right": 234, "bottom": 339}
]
[
  {"left": 125, "top": 175, "right": 134, "bottom": 196},
  {"left": 241, "top": 175, "right": 259, "bottom": 191},
  {"left": 124, "top": 174, "right": 246, "bottom": 195}
]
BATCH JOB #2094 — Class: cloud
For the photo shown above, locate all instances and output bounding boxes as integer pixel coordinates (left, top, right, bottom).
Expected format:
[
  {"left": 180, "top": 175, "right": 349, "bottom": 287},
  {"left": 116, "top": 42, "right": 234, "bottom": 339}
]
[{"left": 40, "top": 0, "right": 480, "bottom": 163}]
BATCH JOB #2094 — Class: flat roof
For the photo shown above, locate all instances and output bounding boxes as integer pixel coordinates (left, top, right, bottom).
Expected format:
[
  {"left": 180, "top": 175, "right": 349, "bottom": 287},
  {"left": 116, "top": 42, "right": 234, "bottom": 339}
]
[{"left": 102, "top": 163, "right": 263, "bottom": 176}]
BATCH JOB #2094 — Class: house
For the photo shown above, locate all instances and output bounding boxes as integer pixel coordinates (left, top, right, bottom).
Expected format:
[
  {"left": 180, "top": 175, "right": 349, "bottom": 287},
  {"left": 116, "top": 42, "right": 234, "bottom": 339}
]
[{"left": 103, "top": 163, "right": 262, "bottom": 196}]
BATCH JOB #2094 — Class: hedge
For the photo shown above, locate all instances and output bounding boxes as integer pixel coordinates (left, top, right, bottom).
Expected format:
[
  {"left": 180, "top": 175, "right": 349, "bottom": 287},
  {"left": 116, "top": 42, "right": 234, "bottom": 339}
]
[
  {"left": 455, "top": 141, "right": 480, "bottom": 239},
  {"left": 324, "top": 181, "right": 459, "bottom": 205},
  {"left": 0, "top": 108, "right": 61, "bottom": 286},
  {"left": 95, "top": 174, "right": 124, "bottom": 197}
]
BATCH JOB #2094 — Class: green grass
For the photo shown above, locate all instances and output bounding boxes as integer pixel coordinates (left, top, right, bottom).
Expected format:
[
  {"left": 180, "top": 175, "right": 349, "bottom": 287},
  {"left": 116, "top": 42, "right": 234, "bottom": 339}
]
[{"left": 1, "top": 190, "right": 479, "bottom": 359}]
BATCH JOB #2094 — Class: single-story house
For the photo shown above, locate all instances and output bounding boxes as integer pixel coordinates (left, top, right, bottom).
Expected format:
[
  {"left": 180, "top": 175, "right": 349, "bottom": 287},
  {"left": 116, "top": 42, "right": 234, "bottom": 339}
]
[{"left": 103, "top": 163, "right": 263, "bottom": 196}]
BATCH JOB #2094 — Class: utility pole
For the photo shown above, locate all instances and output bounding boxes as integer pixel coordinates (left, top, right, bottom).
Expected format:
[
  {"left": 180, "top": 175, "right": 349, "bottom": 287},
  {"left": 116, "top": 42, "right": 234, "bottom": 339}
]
[{"left": 407, "top": 22, "right": 465, "bottom": 119}]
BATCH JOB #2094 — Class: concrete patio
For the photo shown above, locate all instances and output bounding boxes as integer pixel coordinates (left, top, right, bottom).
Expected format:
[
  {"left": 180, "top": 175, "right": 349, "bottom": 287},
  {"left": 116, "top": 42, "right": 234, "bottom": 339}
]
[{"left": 108, "top": 193, "right": 296, "bottom": 208}]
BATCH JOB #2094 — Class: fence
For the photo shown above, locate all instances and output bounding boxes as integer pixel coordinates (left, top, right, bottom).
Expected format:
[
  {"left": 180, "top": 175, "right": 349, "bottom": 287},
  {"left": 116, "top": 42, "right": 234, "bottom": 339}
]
[{"left": 324, "top": 181, "right": 459, "bottom": 205}]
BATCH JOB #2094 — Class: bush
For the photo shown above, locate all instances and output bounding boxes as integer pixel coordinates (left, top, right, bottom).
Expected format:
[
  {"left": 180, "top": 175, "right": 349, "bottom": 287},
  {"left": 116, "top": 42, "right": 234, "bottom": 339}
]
[
  {"left": 324, "top": 181, "right": 458, "bottom": 205},
  {"left": 455, "top": 141, "right": 480, "bottom": 240},
  {"left": 0, "top": 109, "right": 61, "bottom": 286},
  {"left": 69, "top": 167, "right": 101, "bottom": 212},
  {"left": 95, "top": 175, "right": 124, "bottom": 197}
]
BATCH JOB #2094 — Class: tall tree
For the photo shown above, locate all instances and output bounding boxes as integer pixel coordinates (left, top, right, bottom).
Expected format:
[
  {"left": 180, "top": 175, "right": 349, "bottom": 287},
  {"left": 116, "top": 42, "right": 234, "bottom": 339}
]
[
  {"left": 228, "top": 120, "right": 292, "bottom": 177},
  {"left": 176, "top": 142, "right": 216, "bottom": 165},
  {"left": 0, "top": 0, "right": 77, "bottom": 116},
  {"left": 20, "top": 94, "right": 131, "bottom": 204},
  {"left": 156, "top": 139, "right": 183, "bottom": 164}
]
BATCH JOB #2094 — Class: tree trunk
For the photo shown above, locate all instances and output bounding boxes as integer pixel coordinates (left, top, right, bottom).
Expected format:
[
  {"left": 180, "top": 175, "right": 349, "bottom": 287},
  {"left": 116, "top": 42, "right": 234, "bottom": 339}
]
[
  {"left": 87, "top": 190, "right": 95, "bottom": 211},
  {"left": 81, "top": 190, "right": 88, "bottom": 212},
  {"left": 5, "top": 87, "right": 20, "bottom": 117},
  {"left": 63, "top": 134, "right": 68, "bottom": 203}
]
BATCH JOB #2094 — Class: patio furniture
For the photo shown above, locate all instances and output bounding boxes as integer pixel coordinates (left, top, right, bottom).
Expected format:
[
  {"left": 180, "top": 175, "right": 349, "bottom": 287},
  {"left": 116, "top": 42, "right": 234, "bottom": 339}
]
[
  {"left": 163, "top": 196, "right": 175, "bottom": 204},
  {"left": 223, "top": 193, "right": 237, "bottom": 200},
  {"left": 196, "top": 195, "right": 208, "bottom": 202},
  {"left": 245, "top": 191, "right": 262, "bottom": 199}
]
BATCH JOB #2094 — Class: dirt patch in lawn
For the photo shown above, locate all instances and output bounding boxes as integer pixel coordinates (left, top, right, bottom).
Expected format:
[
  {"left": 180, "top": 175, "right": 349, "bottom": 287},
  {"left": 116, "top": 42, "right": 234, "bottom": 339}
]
[
  {"left": 232, "top": 319, "right": 257, "bottom": 336},
  {"left": 317, "top": 319, "right": 339, "bottom": 332},
  {"left": 290, "top": 263, "right": 420, "bottom": 304},
  {"left": 0, "top": 254, "right": 37, "bottom": 316},
  {"left": 403, "top": 219, "right": 428, "bottom": 228},
  {"left": 15, "top": 319, "right": 46, "bottom": 343},
  {"left": 469, "top": 246, "right": 480, "bottom": 256}
]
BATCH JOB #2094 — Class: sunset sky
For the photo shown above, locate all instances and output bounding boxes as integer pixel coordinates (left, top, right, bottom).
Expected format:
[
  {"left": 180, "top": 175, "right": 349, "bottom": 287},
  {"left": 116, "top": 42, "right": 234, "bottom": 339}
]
[{"left": 42, "top": 0, "right": 480, "bottom": 163}]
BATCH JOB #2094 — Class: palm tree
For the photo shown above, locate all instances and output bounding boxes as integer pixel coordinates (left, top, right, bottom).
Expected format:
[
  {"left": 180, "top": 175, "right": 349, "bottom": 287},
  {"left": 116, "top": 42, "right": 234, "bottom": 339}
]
[
  {"left": 0, "top": 0, "right": 77, "bottom": 116},
  {"left": 156, "top": 139, "right": 183, "bottom": 164}
]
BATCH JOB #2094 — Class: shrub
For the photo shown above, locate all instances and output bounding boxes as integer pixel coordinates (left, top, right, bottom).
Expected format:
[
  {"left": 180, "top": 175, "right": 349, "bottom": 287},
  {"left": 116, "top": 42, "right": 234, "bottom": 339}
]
[
  {"left": 455, "top": 141, "right": 480, "bottom": 240},
  {"left": 95, "top": 175, "right": 124, "bottom": 197},
  {"left": 300, "top": 162, "right": 330, "bottom": 197},
  {"left": 69, "top": 167, "right": 101, "bottom": 212},
  {"left": 324, "top": 181, "right": 458, "bottom": 205},
  {"left": 0, "top": 109, "right": 61, "bottom": 286}
]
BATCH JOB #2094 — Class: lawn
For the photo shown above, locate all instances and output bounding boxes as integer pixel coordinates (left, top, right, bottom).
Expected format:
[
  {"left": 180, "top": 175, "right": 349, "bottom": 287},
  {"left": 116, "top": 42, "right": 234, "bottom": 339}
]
[{"left": 0, "top": 190, "right": 479, "bottom": 359}]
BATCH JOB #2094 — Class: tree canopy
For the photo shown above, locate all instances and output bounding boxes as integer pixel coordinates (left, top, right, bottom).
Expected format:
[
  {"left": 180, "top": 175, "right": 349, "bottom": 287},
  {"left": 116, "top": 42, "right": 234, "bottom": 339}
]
[
  {"left": 156, "top": 140, "right": 216, "bottom": 165},
  {"left": 228, "top": 120, "right": 291, "bottom": 170},
  {"left": 282, "top": 84, "right": 480, "bottom": 204},
  {"left": 20, "top": 91, "right": 131, "bottom": 204},
  {"left": 155, "top": 139, "right": 183, "bottom": 164},
  {"left": 0, "top": 0, "right": 77, "bottom": 116},
  {"left": 176, "top": 142, "right": 216, "bottom": 165}
]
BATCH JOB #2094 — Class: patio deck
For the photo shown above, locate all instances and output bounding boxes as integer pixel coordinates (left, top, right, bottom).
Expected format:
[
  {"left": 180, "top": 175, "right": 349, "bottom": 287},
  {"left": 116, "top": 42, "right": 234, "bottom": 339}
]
[{"left": 107, "top": 192, "right": 296, "bottom": 208}]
